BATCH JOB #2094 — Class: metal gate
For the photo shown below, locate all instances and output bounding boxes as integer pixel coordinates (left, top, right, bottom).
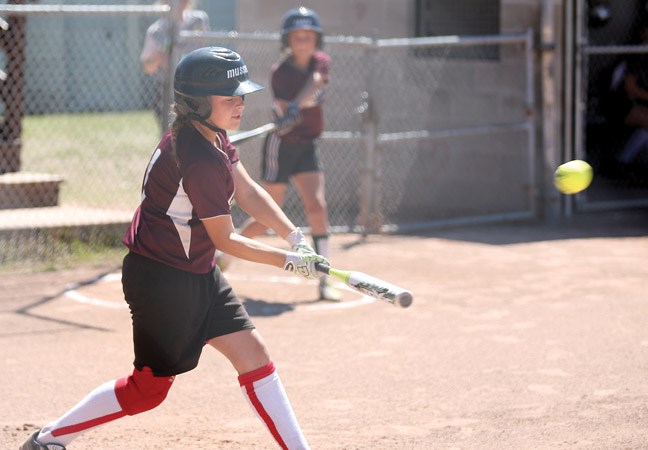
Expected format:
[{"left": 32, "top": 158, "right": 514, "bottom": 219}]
[{"left": 570, "top": 0, "right": 648, "bottom": 213}]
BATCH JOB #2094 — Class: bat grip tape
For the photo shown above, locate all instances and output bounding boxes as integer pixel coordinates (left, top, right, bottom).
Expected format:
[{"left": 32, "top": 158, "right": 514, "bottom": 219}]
[
  {"left": 315, "top": 263, "right": 350, "bottom": 284},
  {"left": 314, "top": 262, "right": 330, "bottom": 275}
]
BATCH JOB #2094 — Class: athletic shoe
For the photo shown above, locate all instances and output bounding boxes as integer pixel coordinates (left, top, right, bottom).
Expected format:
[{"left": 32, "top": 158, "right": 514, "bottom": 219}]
[
  {"left": 19, "top": 430, "right": 66, "bottom": 450},
  {"left": 215, "top": 249, "right": 233, "bottom": 272},
  {"left": 319, "top": 277, "right": 342, "bottom": 301}
]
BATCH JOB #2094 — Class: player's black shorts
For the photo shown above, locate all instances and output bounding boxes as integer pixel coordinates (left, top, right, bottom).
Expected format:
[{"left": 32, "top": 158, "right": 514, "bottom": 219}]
[
  {"left": 261, "top": 133, "right": 322, "bottom": 183},
  {"left": 121, "top": 252, "right": 254, "bottom": 377}
]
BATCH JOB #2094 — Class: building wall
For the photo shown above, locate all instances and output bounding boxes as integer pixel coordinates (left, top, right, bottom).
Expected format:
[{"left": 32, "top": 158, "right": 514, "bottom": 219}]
[
  {"left": 22, "top": 0, "right": 236, "bottom": 114},
  {"left": 237, "top": 0, "right": 540, "bottom": 38}
]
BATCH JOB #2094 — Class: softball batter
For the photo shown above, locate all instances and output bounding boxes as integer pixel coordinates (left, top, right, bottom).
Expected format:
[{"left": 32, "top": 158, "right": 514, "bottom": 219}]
[
  {"left": 20, "top": 47, "right": 325, "bottom": 450},
  {"left": 237, "top": 7, "right": 341, "bottom": 301}
]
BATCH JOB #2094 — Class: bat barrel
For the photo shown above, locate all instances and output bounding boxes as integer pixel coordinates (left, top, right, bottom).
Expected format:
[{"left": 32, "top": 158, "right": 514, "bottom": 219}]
[
  {"left": 396, "top": 291, "right": 413, "bottom": 308},
  {"left": 317, "top": 263, "right": 413, "bottom": 308}
]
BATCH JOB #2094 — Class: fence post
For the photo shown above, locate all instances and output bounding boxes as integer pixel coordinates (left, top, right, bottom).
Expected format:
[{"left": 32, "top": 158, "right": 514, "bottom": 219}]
[
  {"left": 357, "top": 39, "right": 382, "bottom": 235},
  {"left": 0, "top": 0, "right": 26, "bottom": 174},
  {"left": 525, "top": 28, "right": 538, "bottom": 219},
  {"left": 540, "top": 0, "right": 561, "bottom": 223},
  {"left": 161, "top": 0, "right": 179, "bottom": 133}
]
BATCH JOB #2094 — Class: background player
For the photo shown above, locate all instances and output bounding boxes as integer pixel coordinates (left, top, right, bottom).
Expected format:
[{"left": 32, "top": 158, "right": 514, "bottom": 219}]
[
  {"left": 140, "top": 0, "right": 210, "bottom": 129},
  {"left": 20, "top": 47, "right": 324, "bottom": 450},
  {"left": 236, "top": 6, "right": 341, "bottom": 301}
]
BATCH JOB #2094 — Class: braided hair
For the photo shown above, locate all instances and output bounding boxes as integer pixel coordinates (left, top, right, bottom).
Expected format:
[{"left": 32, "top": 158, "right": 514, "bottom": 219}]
[{"left": 169, "top": 104, "right": 192, "bottom": 164}]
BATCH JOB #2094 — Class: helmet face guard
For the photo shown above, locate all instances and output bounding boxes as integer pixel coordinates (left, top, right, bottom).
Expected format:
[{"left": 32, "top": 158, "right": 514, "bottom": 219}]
[
  {"left": 280, "top": 7, "right": 323, "bottom": 49},
  {"left": 173, "top": 47, "right": 264, "bottom": 121}
]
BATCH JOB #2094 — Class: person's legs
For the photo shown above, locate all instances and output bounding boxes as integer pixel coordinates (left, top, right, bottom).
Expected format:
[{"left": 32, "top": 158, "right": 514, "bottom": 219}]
[
  {"left": 208, "top": 330, "right": 310, "bottom": 450},
  {"left": 621, "top": 105, "right": 648, "bottom": 163},
  {"left": 23, "top": 367, "right": 174, "bottom": 448},
  {"left": 292, "top": 171, "right": 328, "bottom": 236},
  {"left": 21, "top": 253, "right": 190, "bottom": 449},
  {"left": 292, "top": 171, "right": 340, "bottom": 301}
]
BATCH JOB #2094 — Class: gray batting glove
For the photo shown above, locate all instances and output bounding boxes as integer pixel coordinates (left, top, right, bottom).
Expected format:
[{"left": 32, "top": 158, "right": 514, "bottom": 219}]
[
  {"left": 285, "top": 228, "right": 315, "bottom": 254},
  {"left": 283, "top": 251, "right": 328, "bottom": 279},
  {"left": 274, "top": 101, "right": 302, "bottom": 136}
]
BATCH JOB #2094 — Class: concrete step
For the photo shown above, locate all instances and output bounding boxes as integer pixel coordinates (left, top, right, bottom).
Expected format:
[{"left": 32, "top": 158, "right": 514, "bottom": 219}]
[
  {"left": 0, "top": 206, "right": 134, "bottom": 263},
  {"left": 0, "top": 205, "right": 133, "bottom": 233},
  {"left": 0, "top": 172, "right": 64, "bottom": 209}
]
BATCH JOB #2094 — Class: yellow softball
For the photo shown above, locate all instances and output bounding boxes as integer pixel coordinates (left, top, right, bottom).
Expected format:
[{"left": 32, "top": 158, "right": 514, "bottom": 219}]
[{"left": 553, "top": 160, "right": 593, "bottom": 194}]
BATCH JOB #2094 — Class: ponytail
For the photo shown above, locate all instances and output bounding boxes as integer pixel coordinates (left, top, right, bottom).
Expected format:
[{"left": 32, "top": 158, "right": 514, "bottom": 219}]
[{"left": 169, "top": 104, "right": 191, "bottom": 164}]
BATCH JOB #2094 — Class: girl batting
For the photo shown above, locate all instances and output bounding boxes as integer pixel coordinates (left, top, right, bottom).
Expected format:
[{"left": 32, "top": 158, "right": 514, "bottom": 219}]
[{"left": 20, "top": 47, "right": 324, "bottom": 450}]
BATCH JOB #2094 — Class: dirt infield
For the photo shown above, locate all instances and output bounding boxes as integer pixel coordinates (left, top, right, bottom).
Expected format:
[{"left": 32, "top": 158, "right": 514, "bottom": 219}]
[{"left": 2, "top": 210, "right": 648, "bottom": 449}]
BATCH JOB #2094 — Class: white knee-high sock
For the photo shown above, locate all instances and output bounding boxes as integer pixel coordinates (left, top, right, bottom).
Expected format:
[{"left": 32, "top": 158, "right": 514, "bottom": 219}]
[
  {"left": 35, "top": 367, "right": 172, "bottom": 447},
  {"left": 238, "top": 362, "right": 310, "bottom": 450},
  {"left": 312, "top": 235, "right": 330, "bottom": 259},
  {"left": 37, "top": 380, "right": 124, "bottom": 447},
  {"left": 313, "top": 235, "right": 331, "bottom": 284}
]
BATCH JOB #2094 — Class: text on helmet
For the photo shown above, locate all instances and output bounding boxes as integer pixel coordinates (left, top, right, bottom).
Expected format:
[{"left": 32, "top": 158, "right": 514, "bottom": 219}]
[
  {"left": 292, "top": 18, "right": 315, "bottom": 28},
  {"left": 227, "top": 65, "right": 249, "bottom": 79}
]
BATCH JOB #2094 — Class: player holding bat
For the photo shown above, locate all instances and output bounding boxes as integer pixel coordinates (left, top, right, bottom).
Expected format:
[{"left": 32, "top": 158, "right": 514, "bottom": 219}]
[
  {"left": 20, "top": 47, "right": 323, "bottom": 450},
  {"left": 234, "top": 7, "right": 342, "bottom": 302}
]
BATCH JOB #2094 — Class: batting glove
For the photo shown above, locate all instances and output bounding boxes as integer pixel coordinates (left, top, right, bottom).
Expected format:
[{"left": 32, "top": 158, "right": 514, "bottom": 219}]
[
  {"left": 283, "top": 251, "right": 328, "bottom": 279},
  {"left": 274, "top": 101, "right": 302, "bottom": 136},
  {"left": 285, "top": 228, "right": 315, "bottom": 254}
]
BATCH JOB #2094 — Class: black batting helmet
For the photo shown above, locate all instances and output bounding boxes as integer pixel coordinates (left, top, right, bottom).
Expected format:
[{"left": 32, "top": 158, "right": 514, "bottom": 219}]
[
  {"left": 173, "top": 47, "right": 263, "bottom": 121},
  {"left": 280, "top": 7, "right": 323, "bottom": 49}
]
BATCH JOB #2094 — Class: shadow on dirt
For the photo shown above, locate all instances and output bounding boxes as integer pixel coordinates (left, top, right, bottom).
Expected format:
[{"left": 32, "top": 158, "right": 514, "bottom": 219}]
[
  {"left": 8, "top": 270, "right": 117, "bottom": 335},
  {"left": 243, "top": 297, "right": 295, "bottom": 316},
  {"left": 399, "top": 210, "right": 648, "bottom": 246},
  {"left": 242, "top": 297, "right": 325, "bottom": 316}
]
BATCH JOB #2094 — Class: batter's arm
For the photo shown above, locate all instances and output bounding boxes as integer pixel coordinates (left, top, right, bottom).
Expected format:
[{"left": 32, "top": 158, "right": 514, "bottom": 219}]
[
  {"left": 202, "top": 215, "right": 287, "bottom": 268},
  {"left": 231, "top": 161, "right": 296, "bottom": 239},
  {"left": 275, "top": 71, "right": 327, "bottom": 115}
]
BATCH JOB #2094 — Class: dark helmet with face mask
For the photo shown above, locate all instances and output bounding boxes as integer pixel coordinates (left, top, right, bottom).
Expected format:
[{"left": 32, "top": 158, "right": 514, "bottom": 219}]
[
  {"left": 280, "top": 6, "right": 323, "bottom": 49},
  {"left": 173, "top": 47, "right": 263, "bottom": 129}
]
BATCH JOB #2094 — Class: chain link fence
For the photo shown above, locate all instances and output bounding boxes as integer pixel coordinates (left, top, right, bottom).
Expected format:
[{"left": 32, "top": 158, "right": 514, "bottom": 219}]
[
  {"left": 189, "top": 31, "right": 536, "bottom": 233},
  {"left": 0, "top": 3, "right": 535, "bottom": 268}
]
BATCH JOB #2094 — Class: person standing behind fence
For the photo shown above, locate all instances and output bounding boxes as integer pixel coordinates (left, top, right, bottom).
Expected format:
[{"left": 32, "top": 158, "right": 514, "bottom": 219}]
[
  {"left": 140, "top": 0, "right": 209, "bottom": 129},
  {"left": 603, "top": 22, "right": 648, "bottom": 163},
  {"left": 19, "top": 46, "right": 326, "bottom": 450},
  {"left": 235, "top": 6, "right": 341, "bottom": 302}
]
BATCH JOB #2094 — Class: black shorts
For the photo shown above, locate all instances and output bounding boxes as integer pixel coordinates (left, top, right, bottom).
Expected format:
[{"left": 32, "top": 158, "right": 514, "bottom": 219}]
[
  {"left": 261, "top": 133, "right": 321, "bottom": 183},
  {"left": 121, "top": 252, "right": 254, "bottom": 376}
]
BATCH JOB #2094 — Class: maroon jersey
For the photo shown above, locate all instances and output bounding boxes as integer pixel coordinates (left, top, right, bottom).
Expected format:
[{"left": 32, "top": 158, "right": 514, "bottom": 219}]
[
  {"left": 271, "top": 50, "right": 331, "bottom": 143},
  {"left": 124, "top": 126, "right": 239, "bottom": 274}
]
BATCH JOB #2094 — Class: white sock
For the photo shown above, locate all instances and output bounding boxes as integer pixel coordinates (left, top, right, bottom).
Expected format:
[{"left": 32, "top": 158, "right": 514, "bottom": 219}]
[
  {"left": 238, "top": 362, "right": 310, "bottom": 450},
  {"left": 37, "top": 380, "right": 124, "bottom": 447},
  {"left": 312, "top": 235, "right": 330, "bottom": 259},
  {"left": 313, "top": 235, "right": 332, "bottom": 285}
]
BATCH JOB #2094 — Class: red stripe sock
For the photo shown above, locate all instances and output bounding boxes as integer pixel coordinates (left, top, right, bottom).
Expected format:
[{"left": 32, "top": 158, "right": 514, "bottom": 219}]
[{"left": 238, "top": 362, "right": 310, "bottom": 450}]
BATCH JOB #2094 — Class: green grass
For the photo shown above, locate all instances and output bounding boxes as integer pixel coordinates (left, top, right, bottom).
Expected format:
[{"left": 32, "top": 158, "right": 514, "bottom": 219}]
[
  {"left": 0, "top": 228, "right": 128, "bottom": 273},
  {"left": 2, "top": 111, "right": 161, "bottom": 270},
  {"left": 21, "top": 111, "right": 161, "bottom": 210}
]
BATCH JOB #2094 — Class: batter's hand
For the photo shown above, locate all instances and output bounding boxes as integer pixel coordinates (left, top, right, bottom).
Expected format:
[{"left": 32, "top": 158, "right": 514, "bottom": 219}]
[
  {"left": 283, "top": 251, "right": 328, "bottom": 279},
  {"left": 274, "top": 101, "right": 302, "bottom": 136},
  {"left": 285, "top": 228, "right": 315, "bottom": 254}
]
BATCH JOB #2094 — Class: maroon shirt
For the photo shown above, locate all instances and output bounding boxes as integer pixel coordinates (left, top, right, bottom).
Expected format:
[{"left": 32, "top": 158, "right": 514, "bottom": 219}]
[
  {"left": 124, "top": 126, "right": 238, "bottom": 274},
  {"left": 271, "top": 50, "right": 331, "bottom": 143}
]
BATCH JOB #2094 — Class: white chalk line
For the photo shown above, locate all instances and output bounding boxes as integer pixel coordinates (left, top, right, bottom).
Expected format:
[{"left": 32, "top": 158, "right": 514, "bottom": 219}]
[{"left": 63, "top": 272, "right": 374, "bottom": 311}]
